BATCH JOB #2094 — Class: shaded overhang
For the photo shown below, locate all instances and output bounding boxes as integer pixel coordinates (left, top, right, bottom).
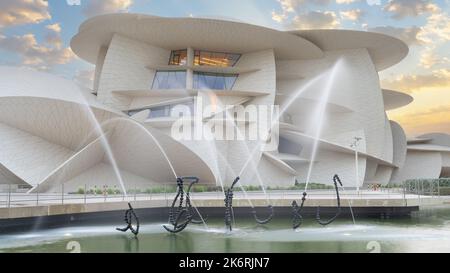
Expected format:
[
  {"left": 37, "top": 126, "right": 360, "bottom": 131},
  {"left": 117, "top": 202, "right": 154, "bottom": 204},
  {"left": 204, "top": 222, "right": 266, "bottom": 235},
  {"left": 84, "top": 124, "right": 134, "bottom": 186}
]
[
  {"left": 407, "top": 138, "right": 432, "bottom": 144},
  {"left": 71, "top": 13, "right": 324, "bottom": 64},
  {"left": 382, "top": 89, "right": 413, "bottom": 110},
  {"left": 289, "top": 29, "right": 409, "bottom": 71},
  {"left": 407, "top": 144, "right": 450, "bottom": 152}
]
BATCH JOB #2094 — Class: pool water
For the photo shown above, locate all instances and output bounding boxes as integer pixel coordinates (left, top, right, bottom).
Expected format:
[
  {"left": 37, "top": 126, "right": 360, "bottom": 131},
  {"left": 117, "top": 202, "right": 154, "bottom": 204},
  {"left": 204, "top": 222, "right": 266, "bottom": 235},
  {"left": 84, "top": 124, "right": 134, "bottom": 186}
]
[{"left": 1, "top": 206, "right": 450, "bottom": 253}]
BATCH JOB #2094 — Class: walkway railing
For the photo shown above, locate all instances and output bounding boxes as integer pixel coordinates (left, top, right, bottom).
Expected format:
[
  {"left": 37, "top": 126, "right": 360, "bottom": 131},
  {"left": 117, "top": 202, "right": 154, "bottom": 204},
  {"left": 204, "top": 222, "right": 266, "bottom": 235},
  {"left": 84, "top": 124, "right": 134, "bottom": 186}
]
[{"left": 1, "top": 180, "right": 446, "bottom": 209}]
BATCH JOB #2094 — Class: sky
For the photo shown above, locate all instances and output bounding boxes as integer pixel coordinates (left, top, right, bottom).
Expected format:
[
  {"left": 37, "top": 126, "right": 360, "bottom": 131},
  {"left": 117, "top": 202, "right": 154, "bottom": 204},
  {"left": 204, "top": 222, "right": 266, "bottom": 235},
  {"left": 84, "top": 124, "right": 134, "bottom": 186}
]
[{"left": 0, "top": 0, "right": 449, "bottom": 137}]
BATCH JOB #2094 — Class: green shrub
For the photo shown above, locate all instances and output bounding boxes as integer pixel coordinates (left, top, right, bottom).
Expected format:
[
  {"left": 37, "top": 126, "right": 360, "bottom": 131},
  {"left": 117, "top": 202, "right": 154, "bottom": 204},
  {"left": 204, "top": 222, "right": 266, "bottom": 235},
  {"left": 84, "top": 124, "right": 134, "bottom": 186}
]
[
  {"left": 192, "top": 185, "right": 208, "bottom": 192},
  {"left": 143, "top": 185, "right": 177, "bottom": 194},
  {"left": 404, "top": 178, "right": 450, "bottom": 195}
]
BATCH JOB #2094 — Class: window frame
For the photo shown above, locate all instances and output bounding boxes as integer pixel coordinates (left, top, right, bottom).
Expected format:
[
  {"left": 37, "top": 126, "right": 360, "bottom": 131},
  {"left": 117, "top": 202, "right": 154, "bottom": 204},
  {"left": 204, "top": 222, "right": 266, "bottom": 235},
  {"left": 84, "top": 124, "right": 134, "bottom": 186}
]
[
  {"left": 151, "top": 70, "right": 187, "bottom": 90},
  {"left": 193, "top": 50, "right": 241, "bottom": 67},
  {"left": 126, "top": 98, "right": 196, "bottom": 119},
  {"left": 193, "top": 71, "right": 239, "bottom": 90},
  {"left": 168, "top": 49, "right": 188, "bottom": 66}
]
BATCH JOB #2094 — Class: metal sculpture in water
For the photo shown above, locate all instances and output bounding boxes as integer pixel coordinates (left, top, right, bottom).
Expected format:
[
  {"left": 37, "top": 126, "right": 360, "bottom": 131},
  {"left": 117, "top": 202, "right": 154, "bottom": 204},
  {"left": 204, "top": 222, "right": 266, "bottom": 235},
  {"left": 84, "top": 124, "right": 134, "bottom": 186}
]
[
  {"left": 292, "top": 191, "right": 307, "bottom": 229},
  {"left": 224, "top": 177, "right": 240, "bottom": 231},
  {"left": 316, "top": 174, "right": 343, "bottom": 226},
  {"left": 116, "top": 202, "right": 140, "bottom": 236},
  {"left": 163, "top": 177, "right": 202, "bottom": 233},
  {"left": 252, "top": 205, "right": 274, "bottom": 225}
]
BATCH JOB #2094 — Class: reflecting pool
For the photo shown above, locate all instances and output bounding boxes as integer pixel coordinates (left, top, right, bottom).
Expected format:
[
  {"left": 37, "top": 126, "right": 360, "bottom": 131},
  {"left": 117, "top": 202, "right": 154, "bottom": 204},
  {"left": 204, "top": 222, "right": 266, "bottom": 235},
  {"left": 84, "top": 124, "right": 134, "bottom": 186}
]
[{"left": 1, "top": 207, "right": 450, "bottom": 253}]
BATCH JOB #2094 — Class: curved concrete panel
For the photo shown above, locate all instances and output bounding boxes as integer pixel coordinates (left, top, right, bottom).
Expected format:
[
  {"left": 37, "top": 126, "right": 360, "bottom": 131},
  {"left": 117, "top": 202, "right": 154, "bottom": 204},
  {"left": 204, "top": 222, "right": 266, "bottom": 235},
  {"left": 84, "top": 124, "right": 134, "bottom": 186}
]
[
  {"left": 290, "top": 29, "right": 409, "bottom": 71},
  {"left": 0, "top": 66, "right": 120, "bottom": 114},
  {"left": 390, "top": 150, "right": 442, "bottom": 184},
  {"left": 71, "top": 13, "right": 324, "bottom": 64},
  {"left": 372, "top": 165, "right": 393, "bottom": 186},
  {"left": 0, "top": 67, "right": 124, "bottom": 150},
  {"left": 0, "top": 122, "right": 74, "bottom": 187},
  {"left": 419, "top": 133, "right": 450, "bottom": 147},
  {"left": 29, "top": 133, "right": 110, "bottom": 193},
  {"left": 110, "top": 119, "right": 217, "bottom": 184},
  {"left": 0, "top": 162, "right": 26, "bottom": 186},
  {"left": 0, "top": 96, "right": 119, "bottom": 150},
  {"left": 382, "top": 89, "right": 413, "bottom": 110},
  {"left": 390, "top": 121, "right": 407, "bottom": 168}
]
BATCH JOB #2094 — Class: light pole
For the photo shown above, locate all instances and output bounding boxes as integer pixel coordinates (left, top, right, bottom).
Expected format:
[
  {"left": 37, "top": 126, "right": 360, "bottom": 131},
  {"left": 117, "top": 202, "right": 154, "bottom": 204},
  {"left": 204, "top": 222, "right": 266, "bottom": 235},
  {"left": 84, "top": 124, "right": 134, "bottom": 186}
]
[{"left": 350, "top": 137, "right": 362, "bottom": 195}]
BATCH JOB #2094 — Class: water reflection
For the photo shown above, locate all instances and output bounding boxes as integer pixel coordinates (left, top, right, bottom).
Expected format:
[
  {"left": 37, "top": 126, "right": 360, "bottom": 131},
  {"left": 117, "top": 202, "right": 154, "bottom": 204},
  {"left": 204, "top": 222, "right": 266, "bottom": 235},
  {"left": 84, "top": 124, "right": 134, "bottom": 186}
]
[{"left": 122, "top": 236, "right": 139, "bottom": 253}]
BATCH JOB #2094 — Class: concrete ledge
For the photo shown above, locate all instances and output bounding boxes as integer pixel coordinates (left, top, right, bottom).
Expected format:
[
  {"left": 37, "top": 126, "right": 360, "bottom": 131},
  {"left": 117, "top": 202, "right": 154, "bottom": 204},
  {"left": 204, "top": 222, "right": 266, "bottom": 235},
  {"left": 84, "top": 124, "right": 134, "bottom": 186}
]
[
  {"left": 0, "top": 197, "right": 422, "bottom": 233},
  {"left": 0, "top": 196, "right": 436, "bottom": 221}
]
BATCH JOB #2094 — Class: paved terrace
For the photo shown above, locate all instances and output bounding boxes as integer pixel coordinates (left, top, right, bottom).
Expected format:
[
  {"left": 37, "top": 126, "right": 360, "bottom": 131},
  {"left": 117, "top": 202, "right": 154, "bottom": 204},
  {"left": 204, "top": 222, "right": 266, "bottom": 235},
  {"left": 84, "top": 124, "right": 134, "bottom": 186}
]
[{"left": 0, "top": 189, "right": 449, "bottom": 220}]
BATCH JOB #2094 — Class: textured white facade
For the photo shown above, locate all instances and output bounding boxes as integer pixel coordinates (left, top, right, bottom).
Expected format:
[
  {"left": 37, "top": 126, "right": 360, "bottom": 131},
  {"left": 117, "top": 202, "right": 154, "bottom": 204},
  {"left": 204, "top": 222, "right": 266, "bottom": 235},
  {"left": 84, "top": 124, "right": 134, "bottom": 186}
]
[{"left": 0, "top": 14, "right": 448, "bottom": 193}]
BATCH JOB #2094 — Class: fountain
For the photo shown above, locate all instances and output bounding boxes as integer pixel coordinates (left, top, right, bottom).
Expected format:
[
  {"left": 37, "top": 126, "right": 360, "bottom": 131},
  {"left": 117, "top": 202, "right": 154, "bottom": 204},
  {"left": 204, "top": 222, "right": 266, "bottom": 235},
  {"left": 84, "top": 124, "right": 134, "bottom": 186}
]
[
  {"left": 62, "top": 59, "right": 346, "bottom": 238},
  {"left": 219, "top": 62, "right": 342, "bottom": 231}
]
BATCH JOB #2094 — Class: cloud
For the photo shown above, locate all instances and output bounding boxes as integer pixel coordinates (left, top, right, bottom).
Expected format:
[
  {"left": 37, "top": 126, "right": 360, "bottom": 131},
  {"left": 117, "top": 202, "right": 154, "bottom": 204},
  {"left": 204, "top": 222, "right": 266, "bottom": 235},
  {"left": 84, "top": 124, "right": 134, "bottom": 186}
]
[
  {"left": 291, "top": 11, "right": 340, "bottom": 29},
  {"left": 0, "top": 33, "right": 76, "bottom": 70},
  {"left": 271, "top": 11, "right": 287, "bottom": 23},
  {"left": 336, "top": 0, "right": 358, "bottom": 4},
  {"left": 45, "top": 23, "right": 63, "bottom": 49},
  {"left": 381, "top": 69, "right": 450, "bottom": 93},
  {"left": 415, "top": 10, "right": 450, "bottom": 69},
  {"left": 366, "top": 0, "right": 381, "bottom": 5},
  {"left": 276, "top": 0, "right": 331, "bottom": 12},
  {"left": 419, "top": 49, "right": 450, "bottom": 69},
  {"left": 368, "top": 26, "right": 425, "bottom": 46},
  {"left": 383, "top": 0, "right": 439, "bottom": 19},
  {"left": 82, "top": 0, "right": 133, "bottom": 18},
  {"left": 417, "top": 12, "right": 450, "bottom": 44},
  {"left": 74, "top": 69, "right": 95, "bottom": 90},
  {"left": 272, "top": 0, "right": 333, "bottom": 23},
  {"left": 390, "top": 105, "right": 450, "bottom": 136},
  {"left": 408, "top": 105, "right": 450, "bottom": 119},
  {"left": 373, "top": 6, "right": 450, "bottom": 70},
  {"left": 66, "top": 0, "right": 81, "bottom": 5},
  {"left": 340, "top": 9, "right": 364, "bottom": 21},
  {"left": 0, "top": 0, "right": 50, "bottom": 27},
  {"left": 46, "top": 23, "right": 61, "bottom": 33}
]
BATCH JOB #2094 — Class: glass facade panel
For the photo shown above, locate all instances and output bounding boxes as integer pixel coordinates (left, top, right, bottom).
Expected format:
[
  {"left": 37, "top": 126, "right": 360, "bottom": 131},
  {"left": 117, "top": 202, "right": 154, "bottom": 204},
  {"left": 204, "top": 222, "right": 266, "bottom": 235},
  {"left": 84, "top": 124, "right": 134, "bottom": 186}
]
[
  {"left": 168, "top": 49, "right": 187, "bottom": 65},
  {"left": 194, "top": 50, "right": 240, "bottom": 67},
  {"left": 193, "top": 72, "right": 238, "bottom": 90},
  {"left": 127, "top": 100, "right": 195, "bottom": 119},
  {"left": 151, "top": 71, "right": 186, "bottom": 89}
]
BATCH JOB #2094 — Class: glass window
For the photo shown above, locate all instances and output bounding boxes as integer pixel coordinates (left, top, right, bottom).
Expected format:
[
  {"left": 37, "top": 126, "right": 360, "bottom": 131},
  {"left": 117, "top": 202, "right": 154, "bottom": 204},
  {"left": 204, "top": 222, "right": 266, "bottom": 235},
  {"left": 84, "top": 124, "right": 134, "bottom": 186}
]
[
  {"left": 151, "top": 71, "right": 186, "bottom": 89},
  {"left": 127, "top": 100, "right": 195, "bottom": 119},
  {"left": 193, "top": 72, "right": 238, "bottom": 90},
  {"left": 168, "top": 49, "right": 187, "bottom": 65},
  {"left": 194, "top": 50, "right": 240, "bottom": 67}
]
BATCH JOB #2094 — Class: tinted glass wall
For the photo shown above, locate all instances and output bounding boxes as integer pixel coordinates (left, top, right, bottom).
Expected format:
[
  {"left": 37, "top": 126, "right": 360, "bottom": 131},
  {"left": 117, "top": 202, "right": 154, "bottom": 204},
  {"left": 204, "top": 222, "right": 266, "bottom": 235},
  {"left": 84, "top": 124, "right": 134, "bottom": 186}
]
[
  {"left": 168, "top": 49, "right": 187, "bottom": 65},
  {"left": 194, "top": 50, "right": 240, "bottom": 67},
  {"left": 152, "top": 71, "right": 186, "bottom": 89},
  {"left": 193, "top": 72, "right": 237, "bottom": 90}
]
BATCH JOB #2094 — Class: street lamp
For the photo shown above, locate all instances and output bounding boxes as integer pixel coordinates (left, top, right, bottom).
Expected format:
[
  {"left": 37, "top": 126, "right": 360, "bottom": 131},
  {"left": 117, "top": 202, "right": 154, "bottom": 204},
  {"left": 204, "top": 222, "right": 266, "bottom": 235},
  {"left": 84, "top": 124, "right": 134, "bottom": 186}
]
[{"left": 350, "top": 137, "right": 362, "bottom": 195}]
